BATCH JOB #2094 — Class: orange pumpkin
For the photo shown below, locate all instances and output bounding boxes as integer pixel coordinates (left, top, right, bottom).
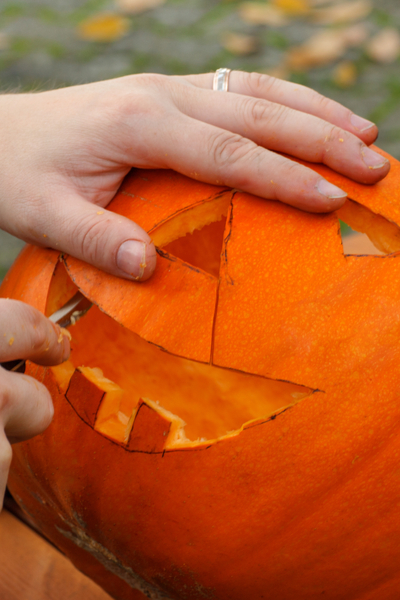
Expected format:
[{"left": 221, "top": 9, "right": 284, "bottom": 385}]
[{"left": 3, "top": 146, "right": 400, "bottom": 600}]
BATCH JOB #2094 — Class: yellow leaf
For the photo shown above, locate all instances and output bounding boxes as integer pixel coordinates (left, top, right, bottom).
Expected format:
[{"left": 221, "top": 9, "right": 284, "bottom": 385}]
[
  {"left": 311, "top": 0, "right": 372, "bottom": 25},
  {"left": 77, "top": 13, "right": 130, "bottom": 42},
  {"left": 221, "top": 32, "right": 258, "bottom": 55},
  {"left": 286, "top": 29, "right": 347, "bottom": 70},
  {"left": 239, "top": 2, "right": 288, "bottom": 26},
  {"left": 366, "top": 28, "right": 400, "bottom": 64},
  {"left": 115, "top": 0, "right": 166, "bottom": 14},
  {"left": 332, "top": 60, "right": 357, "bottom": 87},
  {"left": 272, "top": 0, "right": 311, "bottom": 15}
]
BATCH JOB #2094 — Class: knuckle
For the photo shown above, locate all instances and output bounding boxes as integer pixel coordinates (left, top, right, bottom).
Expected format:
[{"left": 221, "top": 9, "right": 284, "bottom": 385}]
[
  {"left": 72, "top": 213, "right": 113, "bottom": 264},
  {"left": 209, "top": 131, "right": 257, "bottom": 173},
  {"left": 131, "top": 72, "right": 169, "bottom": 88},
  {"left": 102, "top": 74, "right": 170, "bottom": 122},
  {"left": 323, "top": 124, "right": 350, "bottom": 147},
  {"left": 247, "top": 71, "right": 279, "bottom": 95},
  {"left": 313, "top": 92, "right": 338, "bottom": 120},
  {"left": 263, "top": 101, "right": 291, "bottom": 129},
  {"left": 244, "top": 98, "right": 271, "bottom": 128}
]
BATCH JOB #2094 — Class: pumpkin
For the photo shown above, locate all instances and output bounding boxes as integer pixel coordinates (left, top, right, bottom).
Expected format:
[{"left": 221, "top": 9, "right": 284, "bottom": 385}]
[{"left": 3, "top": 146, "right": 400, "bottom": 600}]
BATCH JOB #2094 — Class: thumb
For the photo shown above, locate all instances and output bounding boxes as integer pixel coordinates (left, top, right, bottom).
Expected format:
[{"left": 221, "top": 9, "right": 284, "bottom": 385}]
[{"left": 38, "top": 195, "right": 157, "bottom": 281}]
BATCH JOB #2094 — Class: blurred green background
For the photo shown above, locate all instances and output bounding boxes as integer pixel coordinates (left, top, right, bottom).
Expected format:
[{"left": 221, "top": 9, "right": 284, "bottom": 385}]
[{"left": 1, "top": 0, "right": 400, "bottom": 280}]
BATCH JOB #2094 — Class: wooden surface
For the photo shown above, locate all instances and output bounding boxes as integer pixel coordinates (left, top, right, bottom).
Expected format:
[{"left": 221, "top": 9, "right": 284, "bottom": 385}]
[{"left": 0, "top": 509, "right": 112, "bottom": 600}]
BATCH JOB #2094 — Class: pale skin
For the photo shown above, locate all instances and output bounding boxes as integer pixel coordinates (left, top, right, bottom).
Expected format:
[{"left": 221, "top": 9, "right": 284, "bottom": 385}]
[
  {"left": 0, "top": 300, "right": 70, "bottom": 508},
  {"left": 0, "top": 70, "right": 391, "bottom": 508}
]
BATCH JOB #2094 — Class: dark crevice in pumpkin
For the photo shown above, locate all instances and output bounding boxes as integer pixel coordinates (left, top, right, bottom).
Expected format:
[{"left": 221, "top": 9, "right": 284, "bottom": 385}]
[
  {"left": 161, "top": 215, "right": 227, "bottom": 278},
  {"left": 150, "top": 190, "right": 233, "bottom": 278},
  {"left": 54, "top": 305, "right": 314, "bottom": 449},
  {"left": 337, "top": 198, "right": 400, "bottom": 256},
  {"left": 210, "top": 192, "right": 235, "bottom": 368}
]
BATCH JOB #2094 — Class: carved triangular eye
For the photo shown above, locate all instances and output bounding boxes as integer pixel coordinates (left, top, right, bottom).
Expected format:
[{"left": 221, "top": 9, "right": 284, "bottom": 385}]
[
  {"left": 151, "top": 190, "right": 233, "bottom": 278},
  {"left": 162, "top": 217, "right": 227, "bottom": 277}
]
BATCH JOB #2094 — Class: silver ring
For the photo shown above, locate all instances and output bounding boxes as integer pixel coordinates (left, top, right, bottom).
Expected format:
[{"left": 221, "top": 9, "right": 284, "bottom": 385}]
[{"left": 213, "top": 68, "right": 231, "bottom": 92}]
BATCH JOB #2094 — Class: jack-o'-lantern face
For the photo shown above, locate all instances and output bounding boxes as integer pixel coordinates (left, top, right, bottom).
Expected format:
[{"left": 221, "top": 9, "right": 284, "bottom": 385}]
[{"left": 4, "top": 147, "right": 400, "bottom": 600}]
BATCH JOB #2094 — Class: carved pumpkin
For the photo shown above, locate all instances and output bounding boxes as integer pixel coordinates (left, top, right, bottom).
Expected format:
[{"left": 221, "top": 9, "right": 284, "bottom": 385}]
[{"left": 3, "top": 146, "right": 400, "bottom": 600}]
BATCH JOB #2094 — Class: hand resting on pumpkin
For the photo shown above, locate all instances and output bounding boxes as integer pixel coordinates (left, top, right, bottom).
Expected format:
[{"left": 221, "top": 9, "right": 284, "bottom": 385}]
[
  {"left": 0, "top": 300, "right": 70, "bottom": 510},
  {"left": 0, "top": 70, "right": 389, "bottom": 283}
]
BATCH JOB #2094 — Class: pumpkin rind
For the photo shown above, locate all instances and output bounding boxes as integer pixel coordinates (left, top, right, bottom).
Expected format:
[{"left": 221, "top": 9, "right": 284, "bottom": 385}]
[{"left": 4, "top": 151, "right": 400, "bottom": 599}]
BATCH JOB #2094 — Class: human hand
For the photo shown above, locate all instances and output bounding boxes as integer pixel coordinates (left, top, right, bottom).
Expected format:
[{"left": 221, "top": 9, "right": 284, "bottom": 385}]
[
  {"left": 0, "top": 71, "right": 389, "bottom": 282},
  {"left": 0, "top": 300, "right": 70, "bottom": 510}
]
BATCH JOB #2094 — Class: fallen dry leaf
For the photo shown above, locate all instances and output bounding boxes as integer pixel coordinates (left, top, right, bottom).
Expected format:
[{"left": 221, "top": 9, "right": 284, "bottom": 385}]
[
  {"left": 341, "top": 22, "right": 369, "bottom": 47},
  {"left": 286, "top": 23, "right": 369, "bottom": 70},
  {"left": 332, "top": 60, "right": 357, "bottom": 87},
  {"left": 311, "top": 0, "right": 372, "bottom": 25},
  {"left": 239, "top": 2, "right": 288, "bottom": 26},
  {"left": 260, "top": 62, "right": 290, "bottom": 80},
  {"left": 286, "top": 28, "right": 347, "bottom": 69},
  {"left": 77, "top": 13, "right": 130, "bottom": 42},
  {"left": 221, "top": 32, "right": 258, "bottom": 55},
  {"left": 366, "top": 27, "right": 400, "bottom": 63},
  {"left": 115, "top": 0, "right": 165, "bottom": 14},
  {"left": 271, "top": 0, "right": 310, "bottom": 15}
]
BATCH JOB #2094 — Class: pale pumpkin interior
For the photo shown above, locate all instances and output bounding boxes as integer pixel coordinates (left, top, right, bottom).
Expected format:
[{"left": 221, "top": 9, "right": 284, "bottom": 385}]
[
  {"left": 53, "top": 305, "right": 312, "bottom": 447},
  {"left": 338, "top": 198, "right": 400, "bottom": 255}
]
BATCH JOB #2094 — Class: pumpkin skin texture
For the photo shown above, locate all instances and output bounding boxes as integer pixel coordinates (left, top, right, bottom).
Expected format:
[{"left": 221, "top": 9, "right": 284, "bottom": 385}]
[{"left": 5, "top": 146, "right": 400, "bottom": 600}]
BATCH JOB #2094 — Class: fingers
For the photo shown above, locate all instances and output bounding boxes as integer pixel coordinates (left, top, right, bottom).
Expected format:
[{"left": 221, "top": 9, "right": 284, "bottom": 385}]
[
  {"left": 0, "top": 367, "right": 54, "bottom": 444},
  {"left": 0, "top": 299, "right": 70, "bottom": 366},
  {"left": 0, "top": 300, "right": 61, "bottom": 502},
  {"left": 173, "top": 83, "right": 389, "bottom": 188},
  {"left": 0, "top": 72, "right": 387, "bottom": 278},
  {"left": 184, "top": 71, "right": 378, "bottom": 146},
  {"left": 0, "top": 88, "right": 157, "bottom": 283},
  {"left": 15, "top": 191, "right": 157, "bottom": 281},
  {"left": 143, "top": 113, "right": 346, "bottom": 212}
]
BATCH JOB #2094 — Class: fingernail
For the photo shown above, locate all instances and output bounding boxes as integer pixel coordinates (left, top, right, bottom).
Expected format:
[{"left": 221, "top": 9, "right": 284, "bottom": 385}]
[
  {"left": 351, "top": 114, "right": 375, "bottom": 132},
  {"left": 117, "top": 240, "right": 148, "bottom": 280},
  {"left": 361, "top": 147, "right": 389, "bottom": 170},
  {"left": 317, "top": 179, "right": 347, "bottom": 199}
]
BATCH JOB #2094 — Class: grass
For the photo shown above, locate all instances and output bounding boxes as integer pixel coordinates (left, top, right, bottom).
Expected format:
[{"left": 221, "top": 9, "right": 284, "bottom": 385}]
[
  {"left": 368, "top": 78, "right": 400, "bottom": 123},
  {"left": 0, "top": 3, "right": 25, "bottom": 19}
]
